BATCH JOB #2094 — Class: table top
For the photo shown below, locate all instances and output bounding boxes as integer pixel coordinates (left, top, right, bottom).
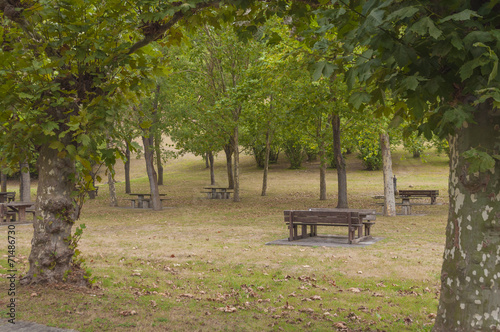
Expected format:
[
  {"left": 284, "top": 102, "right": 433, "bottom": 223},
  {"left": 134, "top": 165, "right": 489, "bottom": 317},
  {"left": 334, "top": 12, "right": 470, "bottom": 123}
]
[
  {"left": 203, "top": 187, "right": 230, "bottom": 190},
  {"left": 0, "top": 192, "right": 15, "bottom": 196},
  {"left": 7, "top": 202, "right": 34, "bottom": 207},
  {"left": 308, "top": 208, "right": 377, "bottom": 215},
  {"left": 128, "top": 193, "right": 167, "bottom": 196}
]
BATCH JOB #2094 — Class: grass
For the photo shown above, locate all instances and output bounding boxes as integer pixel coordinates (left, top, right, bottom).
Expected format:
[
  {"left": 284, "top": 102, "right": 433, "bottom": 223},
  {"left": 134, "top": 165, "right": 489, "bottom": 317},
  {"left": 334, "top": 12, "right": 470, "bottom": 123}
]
[{"left": 0, "top": 147, "right": 449, "bottom": 331}]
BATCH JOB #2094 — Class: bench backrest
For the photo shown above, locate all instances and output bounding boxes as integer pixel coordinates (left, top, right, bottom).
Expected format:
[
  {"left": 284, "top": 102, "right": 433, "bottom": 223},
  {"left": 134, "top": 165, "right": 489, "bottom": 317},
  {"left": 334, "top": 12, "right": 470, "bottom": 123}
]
[
  {"left": 398, "top": 190, "right": 439, "bottom": 197},
  {"left": 0, "top": 203, "right": 7, "bottom": 217},
  {"left": 284, "top": 210, "right": 361, "bottom": 225}
]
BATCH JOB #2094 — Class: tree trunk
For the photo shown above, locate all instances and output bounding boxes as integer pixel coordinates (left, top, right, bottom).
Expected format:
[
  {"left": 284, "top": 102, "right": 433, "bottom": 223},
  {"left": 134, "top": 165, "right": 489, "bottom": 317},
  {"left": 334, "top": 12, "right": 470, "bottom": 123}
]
[
  {"left": 19, "top": 160, "right": 31, "bottom": 202},
  {"left": 155, "top": 133, "right": 164, "bottom": 186},
  {"left": 319, "top": 139, "right": 327, "bottom": 201},
  {"left": 261, "top": 127, "right": 271, "bottom": 196},
  {"left": 124, "top": 142, "right": 131, "bottom": 194},
  {"left": 107, "top": 168, "right": 118, "bottom": 207},
  {"left": 380, "top": 133, "right": 396, "bottom": 216},
  {"left": 223, "top": 143, "right": 234, "bottom": 189},
  {"left": 332, "top": 114, "right": 348, "bottom": 208},
  {"left": 208, "top": 151, "right": 215, "bottom": 185},
  {"left": 204, "top": 153, "right": 210, "bottom": 169},
  {"left": 433, "top": 105, "right": 500, "bottom": 331},
  {"left": 142, "top": 135, "right": 161, "bottom": 210},
  {"left": 21, "top": 143, "right": 79, "bottom": 284},
  {"left": 233, "top": 126, "right": 241, "bottom": 202},
  {"left": 0, "top": 171, "right": 6, "bottom": 192}
]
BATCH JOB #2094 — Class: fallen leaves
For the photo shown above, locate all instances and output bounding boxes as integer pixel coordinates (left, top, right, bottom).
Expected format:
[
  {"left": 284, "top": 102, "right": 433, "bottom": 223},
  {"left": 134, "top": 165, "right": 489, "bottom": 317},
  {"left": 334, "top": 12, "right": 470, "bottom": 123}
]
[
  {"left": 217, "top": 306, "right": 237, "bottom": 313},
  {"left": 120, "top": 310, "right": 137, "bottom": 316}
]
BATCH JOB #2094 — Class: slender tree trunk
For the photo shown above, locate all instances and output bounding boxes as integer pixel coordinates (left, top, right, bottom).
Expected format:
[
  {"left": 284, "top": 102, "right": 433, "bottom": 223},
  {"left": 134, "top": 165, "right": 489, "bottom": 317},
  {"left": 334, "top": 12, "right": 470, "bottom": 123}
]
[
  {"left": 155, "top": 133, "right": 163, "bottom": 186},
  {"left": 204, "top": 153, "right": 210, "bottom": 169},
  {"left": 0, "top": 171, "right": 6, "bottom": 192},
  {"left": 380, "top": 133, "right": 396, "bottom": 216},
  {"left": 261, "top": 127, "right": 271, "bottom": 196},
  {"left": 433, "top": 104, "right": 500, "bottom": 331},
  {"left": 107, "top": 137, "right": 118, "bottom": 207},
  {"left": 21, "top": 143, "right": 79, "bottom": 285},
  {"left": 223, "top": 143, "right": 234, "bottom": 189},
  {"left": 332, "top": 114, "right": 348, "bottom": 208},
  {"left": 142, "top": 135, "right": 161, "bottom": 210},
  {"left": 124, "top": 142, "right": 131, "bottom": 194},
  {"left": 19, "top": 160, "right": 31, "bottom": 202},
  {"left": 319, "top": 139, "right": 327, "bottom": 201},
  {"left": 208, "top": 151, "right": 215, "bottom": 185},
  {"left": 233, "top": 125, "right": 240, "bottom": 202}
]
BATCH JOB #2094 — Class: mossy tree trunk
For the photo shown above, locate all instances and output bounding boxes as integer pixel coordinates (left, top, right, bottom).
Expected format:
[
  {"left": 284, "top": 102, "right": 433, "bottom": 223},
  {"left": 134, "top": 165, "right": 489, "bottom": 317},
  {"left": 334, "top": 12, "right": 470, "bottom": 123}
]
[
  {"left": 21, "top": 142, "right": 79, "bottom": 284},
  {"left": 434, "top": 105, "right": 500, "bottom": 331}
]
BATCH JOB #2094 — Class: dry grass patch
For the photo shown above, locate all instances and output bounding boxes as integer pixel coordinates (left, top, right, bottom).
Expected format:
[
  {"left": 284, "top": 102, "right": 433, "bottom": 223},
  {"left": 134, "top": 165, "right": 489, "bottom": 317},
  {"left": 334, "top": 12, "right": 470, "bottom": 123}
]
[{"left": 0, "top": 148, "right": 448, "bottom": 331}]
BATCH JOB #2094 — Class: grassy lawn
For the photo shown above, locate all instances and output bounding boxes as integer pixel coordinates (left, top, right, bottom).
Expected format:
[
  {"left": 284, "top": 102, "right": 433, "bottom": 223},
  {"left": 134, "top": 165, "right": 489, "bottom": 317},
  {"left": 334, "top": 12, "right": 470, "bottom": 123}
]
[{"left": 0, "top": 148, "right": 449, "bottom": 331}]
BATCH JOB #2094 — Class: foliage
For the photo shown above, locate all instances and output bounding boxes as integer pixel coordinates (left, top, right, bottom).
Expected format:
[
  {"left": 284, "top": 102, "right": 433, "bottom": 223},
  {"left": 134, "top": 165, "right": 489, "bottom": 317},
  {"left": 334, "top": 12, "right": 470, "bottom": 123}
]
[{"left": 356, "top": 128, "right": 383, "bottom": 171}]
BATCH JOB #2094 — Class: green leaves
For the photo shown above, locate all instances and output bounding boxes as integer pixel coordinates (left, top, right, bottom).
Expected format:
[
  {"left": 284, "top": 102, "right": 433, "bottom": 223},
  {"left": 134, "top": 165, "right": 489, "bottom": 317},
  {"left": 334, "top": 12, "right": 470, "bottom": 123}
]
[
  {"left": 409, "top": 17, "right": 442, "bottom": 39},
  {"left": 311, "top": 61, "right": 337, "bottom": 81},
  {"left": 439, "top": 10, "right": 481, "bottom": 23},
  {"left": 462, "top": 148, "right": 498, "bottom": 173}
]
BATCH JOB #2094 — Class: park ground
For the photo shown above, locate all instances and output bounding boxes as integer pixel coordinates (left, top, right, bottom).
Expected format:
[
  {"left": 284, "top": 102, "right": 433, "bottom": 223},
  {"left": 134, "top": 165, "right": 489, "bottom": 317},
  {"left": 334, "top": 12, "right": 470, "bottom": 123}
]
[{"left": 0, "top": 147, "right": 450, "bottom": 331}]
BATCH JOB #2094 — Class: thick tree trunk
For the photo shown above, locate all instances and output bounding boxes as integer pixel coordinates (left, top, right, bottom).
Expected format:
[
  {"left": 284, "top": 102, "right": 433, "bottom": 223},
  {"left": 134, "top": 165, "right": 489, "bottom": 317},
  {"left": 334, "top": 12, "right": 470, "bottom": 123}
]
[
  {"left": 208, "top": 151, "right": 215, "bottom": 185},
  {"left": 155, "top": 133, "right": 163, "bottom": 186},
  {"left": 261, "top": 127, "right": 271, "bottom": 196},
  {"left": 19, "top": 160, "right": 31, "bottom": 202},
  {"left": 380, "top": 133, "right": 396, "bottom": 216},
  {"left": 0, "top": 171, "right": 6, "bottom": 192},
  {"left": 124, "top": 142, "right": 131, "bottom": 194},
  {"left": 21, "top": 143, "right": 79, "bottom": 284},
  {"left": 319, "top": 139, "right": 327, "bottom": 201},
  {"left": 233, "top": 126, "right": 241, "bottom": 202},
  {"left": 223, "top": 143, "right": 234, "bottom": 189},
  {"left": 142, "top": 136, "right": 161, "bottom": 210},
  {"left": 433, "top": 105, "right": 500, "bottom": 331},
  {"left": 332, "top": 114, "right": 348, "bottom": 208}
]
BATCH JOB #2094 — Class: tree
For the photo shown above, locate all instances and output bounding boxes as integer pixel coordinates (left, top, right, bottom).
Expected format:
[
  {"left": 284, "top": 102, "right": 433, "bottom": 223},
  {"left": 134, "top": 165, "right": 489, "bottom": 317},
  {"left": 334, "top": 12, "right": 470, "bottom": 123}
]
[
  {"left": 308, "top": 1, "right": 500, "bottom": 329},
  {"left": 0, "top": 0, "right": 233, "bottom": 285}
]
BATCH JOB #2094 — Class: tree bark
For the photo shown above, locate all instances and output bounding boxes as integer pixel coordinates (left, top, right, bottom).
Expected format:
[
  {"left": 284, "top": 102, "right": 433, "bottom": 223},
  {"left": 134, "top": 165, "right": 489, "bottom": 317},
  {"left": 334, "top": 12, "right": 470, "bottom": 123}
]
[
  {"left": 0, "top": 171, "right": 6, "bottom": 192},
  {"left": 19, "top": 160, "right": 31, "bottom": 202},
  {"left": 107, "top": 168, "right": 118, "bottom": 207},
  {"left": 223, "top": 143, "right": 234, "bottom": 189},
  {"left": 233, "top": 125, "right": 241, "bottom": 202},
  {"left": 208, "top": 151, "right": 215, "bottom": 185},
  {"left": 380, "top": 133, "right": 396, "bottom": 216},
  {"left": 155, "top": 133, "right": 164, "bottom": 186},
  {"left": 319, "top": 139, "right": 327, "bottom": 201},
  {"left": 142, "top": 135, "right": 161, "bottom": 210},
  {"left": 261, "top": 127, "right": 271, "bottom": 196},
  {"left": 332, "top": 114, "right": 348, "bottom": 208},
  {"left": 21, "top": 143, "right": 79, "bottom": 284},
  {"left": 124, "top": 142, "right": 131, "bottom": 194},
  {"left": 433, "top": 105, "right": 500, "bottom": 331}
]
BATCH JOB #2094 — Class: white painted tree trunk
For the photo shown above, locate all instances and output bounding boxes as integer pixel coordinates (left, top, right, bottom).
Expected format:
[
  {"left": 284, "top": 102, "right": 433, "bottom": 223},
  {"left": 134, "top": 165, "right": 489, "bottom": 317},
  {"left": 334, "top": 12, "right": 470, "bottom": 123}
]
[
  {"left": 19, "top": 160, "right": 31, "bottom": 202},
  {"left": 433, "top": 106, "right": 500, "bottom": 331},
  {"left": 380, "top": 133, "right": 396, "bottom": 216}
]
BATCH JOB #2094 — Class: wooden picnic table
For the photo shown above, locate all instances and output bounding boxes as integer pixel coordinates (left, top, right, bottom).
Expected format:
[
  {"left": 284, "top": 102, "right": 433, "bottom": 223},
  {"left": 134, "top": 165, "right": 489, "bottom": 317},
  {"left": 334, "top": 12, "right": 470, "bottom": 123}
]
[
  {"left": 127, "top": 193, "right": 167, "bottom": 208},
  {"left": 6, "top": 201, "right": 35, "bottom": 222},
  {"left": 201, "top": 187, "right": 233, "bottom": 199},
  {"left": 308, "top": 208, "right": 377, "bottom": 236},
  {"left": 0, "top": 192, "right": 16, "bottom": 203}
]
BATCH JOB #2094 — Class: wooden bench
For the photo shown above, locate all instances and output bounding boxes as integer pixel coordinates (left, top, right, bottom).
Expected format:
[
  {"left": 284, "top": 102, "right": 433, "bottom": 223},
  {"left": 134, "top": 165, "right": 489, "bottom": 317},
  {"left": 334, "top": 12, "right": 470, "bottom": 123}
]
[
  {"left": 308, "top": 208, "right": 376, "bottom": 237},
  {"left": 0, "top": 203, "right": 16, "bottom": 222},
  {"left": 398, "top": 190, "right": 439, "bottom": 204},
  {"left": 201, "top": 190, "right": 233, "bottom": 199},
  {"left": 284, "top": 210, "right": 370, "bottom": 244}
]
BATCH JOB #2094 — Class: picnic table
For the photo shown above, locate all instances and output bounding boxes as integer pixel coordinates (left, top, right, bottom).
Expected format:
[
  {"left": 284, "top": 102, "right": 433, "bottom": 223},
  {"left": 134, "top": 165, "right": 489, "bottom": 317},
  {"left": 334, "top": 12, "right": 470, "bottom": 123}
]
[
  {"left": 126, "top": 193, "right": 167, "bottom": 208},
  {"left": 374, "top": 190, "right": 439, "bottom": 215},
  {"left": 308, "top": 208, "right": 377, "bottom": 236},
  {"left": 201, "top": 187, "right": 233, "bottom": 199},
  {"left": 0, "top": 192, "right": 16, "bottom": 203},
  {"left": 284, "top": 209, "right": 375, "bottom": 244},
  {"left": 4, "top": 202, "right": 35, "bottom": 222}
]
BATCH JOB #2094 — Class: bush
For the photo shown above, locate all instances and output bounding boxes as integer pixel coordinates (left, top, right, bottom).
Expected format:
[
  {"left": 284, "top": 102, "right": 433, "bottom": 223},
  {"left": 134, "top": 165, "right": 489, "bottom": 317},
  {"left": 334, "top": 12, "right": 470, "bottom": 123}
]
[
  {"left": 357, "top": 134, "right": 382, "bottom": 171},
  {"left": 283, "top": 139, "right": 304, "bottom": 169}
]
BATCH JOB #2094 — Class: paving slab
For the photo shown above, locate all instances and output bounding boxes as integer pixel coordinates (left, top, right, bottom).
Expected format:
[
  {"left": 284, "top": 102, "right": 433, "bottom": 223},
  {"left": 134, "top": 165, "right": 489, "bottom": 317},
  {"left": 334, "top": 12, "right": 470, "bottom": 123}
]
[
  {"left": 266, "top": 235, "right": 384, "bottom": 248},
  {"left": 0, "top": 320, "right": 78, "bottom": 332}
]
